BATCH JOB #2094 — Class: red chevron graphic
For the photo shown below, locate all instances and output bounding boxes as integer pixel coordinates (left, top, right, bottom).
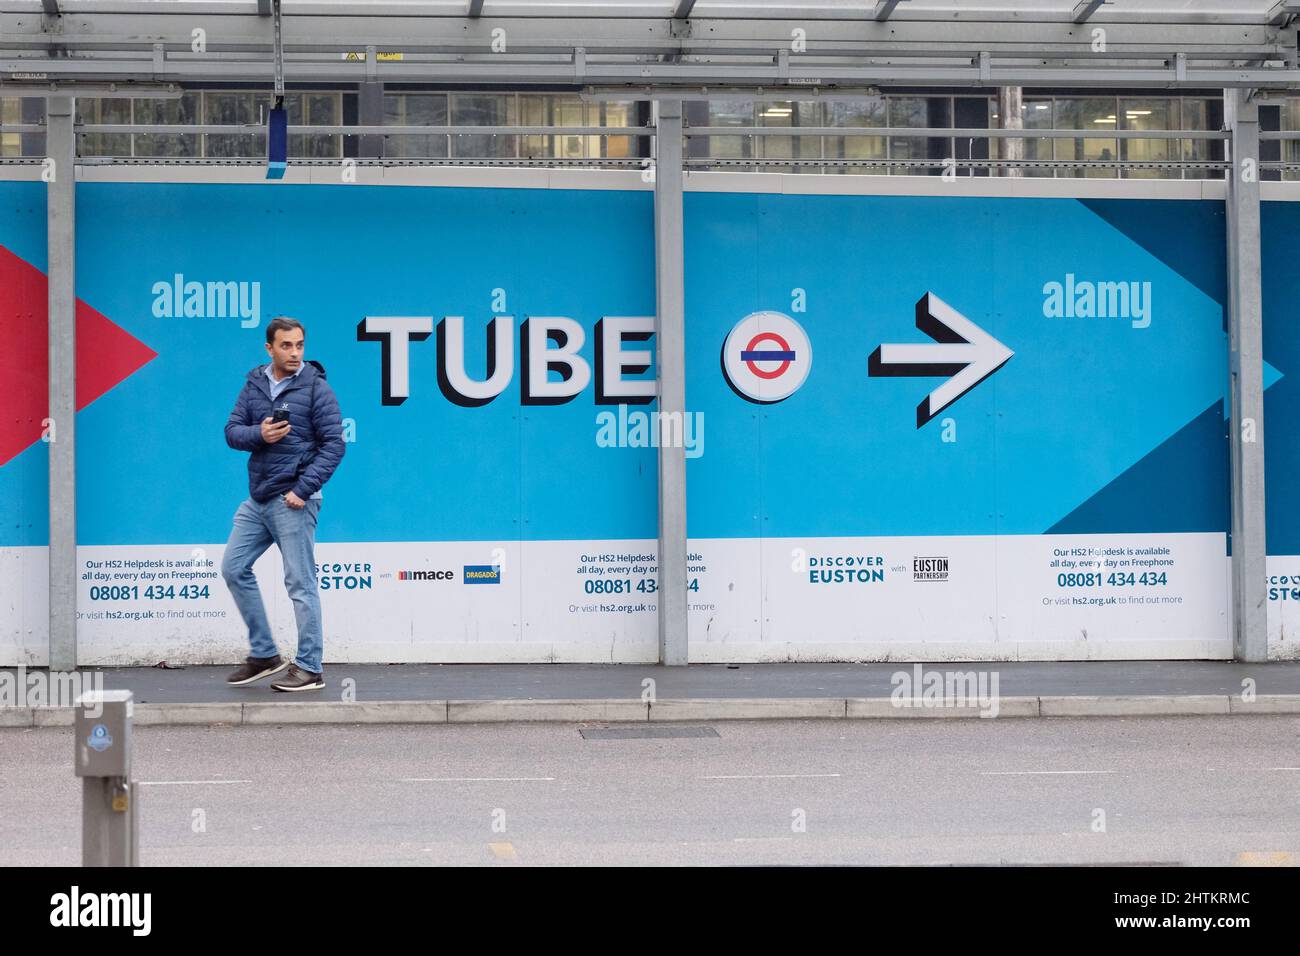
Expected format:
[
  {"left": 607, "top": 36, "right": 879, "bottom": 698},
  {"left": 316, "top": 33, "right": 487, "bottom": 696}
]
[{"left": 0, "top": 245, "right": 157, "bottom": 466}]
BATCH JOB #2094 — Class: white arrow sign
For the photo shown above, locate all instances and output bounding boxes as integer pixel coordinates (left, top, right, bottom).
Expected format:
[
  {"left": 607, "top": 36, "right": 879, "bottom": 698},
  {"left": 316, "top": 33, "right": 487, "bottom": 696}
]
[{"left": 869, "top": 292, "right": 1014, "bottom": 427}]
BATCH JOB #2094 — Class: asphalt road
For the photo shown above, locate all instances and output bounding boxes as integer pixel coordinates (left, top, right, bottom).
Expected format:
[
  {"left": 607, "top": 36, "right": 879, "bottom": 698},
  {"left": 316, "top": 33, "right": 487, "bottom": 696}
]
[{"left": 3, "top": 716, "right": 1299, "bottom": 866}]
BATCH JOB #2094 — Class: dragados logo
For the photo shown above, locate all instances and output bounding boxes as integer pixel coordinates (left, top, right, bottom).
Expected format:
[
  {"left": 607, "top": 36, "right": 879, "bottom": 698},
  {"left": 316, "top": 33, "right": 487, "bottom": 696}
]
[{"left": 463, "top": 565, "right": 502, "bottom": 584}]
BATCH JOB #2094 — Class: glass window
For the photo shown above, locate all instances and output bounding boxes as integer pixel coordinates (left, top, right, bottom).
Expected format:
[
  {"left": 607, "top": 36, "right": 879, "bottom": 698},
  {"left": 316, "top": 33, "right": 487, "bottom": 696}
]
[
  {"left": 602, "top": 101, "right": 637, "bottom": 160},
  {"left": 1284, "top": 96, "right": 1300, "bottom": 182},
  {"left": 953, "top": 96, "right": 991, "bottom": 178},
  {"left": 1119, "top": 98, "right": 1177, "bottom": 179},
  {"left": 450, "top": 93, "right": 517, "bottom": 159},
  {"left": 132, "top": 93, "right": 199, "bottom": 158},
  {"left": 552, "top": 96, "right": 596, "bottom": 160},
  {"left": 1, "top": 97, "right": 21, "bottom": 157},
  {"left": 1054, "top": 97, "right": 1119, "bottom": 178},
  {"left": 1181, "top": 98, "right": 1212, "bottom": 176},
  {"left": 516, "top": 96, "right": 638, "bottom": 163},
  {"left": 1017, "top": 98, "right": 1054, "bottom": 178},
  {"left": 519, "top": 94, "right": 552, "bottom": 159},
  {"left": 203, "top": 92, "right": 267, "bottom": 158},
  {"left": 287, "top": 92, "right": 342, "bottom": 159},
  {"left": 823, "top": 97, "right": 885, "bottom": 175},
  {"left": 383, "top": 93, "right": 449, "bottom": 158},
  {"left": 754, "top": 101, "right": 819, "bottom": 173},
  {"left": 695, "top": 100, "right": 754, "bottom": 167},
  {"left": 76, "top": 98, "right": 132, "bottom": 157},
  {"left": 888, "top": 96, "right": 931, "bottom": 174}
]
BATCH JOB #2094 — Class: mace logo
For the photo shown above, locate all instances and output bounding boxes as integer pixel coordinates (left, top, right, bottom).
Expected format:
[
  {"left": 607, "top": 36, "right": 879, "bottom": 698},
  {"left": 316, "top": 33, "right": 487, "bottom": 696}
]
[
  {"left": 721, "top": 311, "right": 812, "bottom": 404},
  {"left": 398, "top": 569, "right": 455, "bottom": 582},
  {"left": 464, "top": 564, "right": 502, "bottom": 585}
]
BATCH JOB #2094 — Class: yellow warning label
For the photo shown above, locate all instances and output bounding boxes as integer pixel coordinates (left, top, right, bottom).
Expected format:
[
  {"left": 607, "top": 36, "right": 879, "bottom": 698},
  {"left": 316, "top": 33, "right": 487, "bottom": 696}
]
[{"left": 341, "top": 52, "right": 404, "bottom": 61}]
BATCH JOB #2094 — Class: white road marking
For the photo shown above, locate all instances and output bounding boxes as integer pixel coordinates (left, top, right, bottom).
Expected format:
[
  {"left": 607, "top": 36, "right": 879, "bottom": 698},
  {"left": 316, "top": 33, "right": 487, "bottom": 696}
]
[
  {"left": 980, "top": 770, "right": 1116, "bottom": 776},
  {"left": 139, "top": 779, "right": 253, "bottom": 786},
  {"left": 400, "top": 777, "right": 556, "bottom": 782},
  {"left": 702, "top": 773, "right": 842, "bottom": 780}
]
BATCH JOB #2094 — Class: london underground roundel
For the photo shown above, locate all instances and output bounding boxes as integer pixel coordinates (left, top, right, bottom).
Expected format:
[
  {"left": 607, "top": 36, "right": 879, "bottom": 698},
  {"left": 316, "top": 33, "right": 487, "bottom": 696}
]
[{"left": 721, "top": 311, "right": 813, "bottom": 404}]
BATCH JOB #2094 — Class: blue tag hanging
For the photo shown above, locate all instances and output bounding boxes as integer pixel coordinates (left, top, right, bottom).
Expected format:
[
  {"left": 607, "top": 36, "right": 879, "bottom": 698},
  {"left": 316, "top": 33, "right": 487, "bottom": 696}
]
[{"left": 266, "top": 103, "right": 287, "bottom": 180}]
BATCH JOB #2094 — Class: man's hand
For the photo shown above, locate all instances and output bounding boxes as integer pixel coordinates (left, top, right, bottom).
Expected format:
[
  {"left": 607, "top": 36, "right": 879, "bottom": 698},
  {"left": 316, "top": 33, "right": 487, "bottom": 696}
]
[
  {"left": 260, "top": 417, "right": 291, "bottom": 444},
  {"left": 284, "top": 491, "right": 306, "bottom": 509}
]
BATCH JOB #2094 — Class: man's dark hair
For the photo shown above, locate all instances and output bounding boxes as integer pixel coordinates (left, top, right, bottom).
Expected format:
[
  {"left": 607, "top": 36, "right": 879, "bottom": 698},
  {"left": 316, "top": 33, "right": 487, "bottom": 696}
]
[{"left": 266, "top": 316, "right": 305, "bottom": 345}]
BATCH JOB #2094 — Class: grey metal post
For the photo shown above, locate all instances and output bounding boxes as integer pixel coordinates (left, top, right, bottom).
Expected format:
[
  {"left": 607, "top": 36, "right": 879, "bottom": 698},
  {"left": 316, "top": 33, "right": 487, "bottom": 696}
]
[
  {"left": 653, "top": 99, "right": 688, "bottom": 666},
  {"left": 1225, "top": 87, "right": 1268, "bottom": 663},
  {"left": 358, "top": 81, "right": 384, "bottom": 159},
  {"left": 47, "top": 96, "right": 77, "bottom": 672},
  {"left": 76, "top": 690, "right": 138, "bottom": 867}
]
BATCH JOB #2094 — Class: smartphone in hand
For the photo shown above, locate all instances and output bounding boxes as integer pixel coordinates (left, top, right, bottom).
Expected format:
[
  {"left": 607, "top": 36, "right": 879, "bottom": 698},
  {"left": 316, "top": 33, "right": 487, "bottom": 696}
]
[{"left": 271, "top": 405, "right": 290, "bottom": 425}]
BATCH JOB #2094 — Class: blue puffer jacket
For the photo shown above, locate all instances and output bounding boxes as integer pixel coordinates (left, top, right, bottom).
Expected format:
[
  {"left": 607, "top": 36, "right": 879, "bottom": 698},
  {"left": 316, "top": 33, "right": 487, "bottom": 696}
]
[{"left": 224, "top": 360, "right": 345, "bottom": 503}]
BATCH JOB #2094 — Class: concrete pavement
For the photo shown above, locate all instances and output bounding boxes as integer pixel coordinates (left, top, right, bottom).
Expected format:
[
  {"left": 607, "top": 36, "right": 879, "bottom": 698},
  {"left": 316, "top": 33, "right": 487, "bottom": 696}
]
[{"left": 4, "top": 661, "right": 1300, "bottom": 726}]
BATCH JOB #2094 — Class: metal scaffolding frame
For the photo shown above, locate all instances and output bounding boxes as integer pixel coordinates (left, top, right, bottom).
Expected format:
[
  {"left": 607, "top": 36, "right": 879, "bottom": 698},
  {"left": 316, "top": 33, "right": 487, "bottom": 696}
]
[
  {"left": 3, "top": 1, "right": 1298, "bottom": 666},
  {"left": 1, "top": 2, "right": 1299, "bottom": 91}
]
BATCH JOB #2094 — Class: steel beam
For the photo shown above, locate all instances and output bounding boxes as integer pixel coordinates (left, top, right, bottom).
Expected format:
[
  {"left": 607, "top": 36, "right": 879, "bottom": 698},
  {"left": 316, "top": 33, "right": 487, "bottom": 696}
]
[
  {"left": 271, "top": 0, "right": 284, "bottom": 100},
  {"left": 1225, "top": 87, "right": 1269, "bottom": 664},
  {"left": 653, "top": 98, "right": 688, "bottom": 668},
  {"left": 3, "top": 58, "right": 1296, "bottom": 90},
  {"left": 46, "top": 95, "right": 76, "bottom": 672},
  {"left": 1268, "top": 2, "right": 1300, "bottom": 27},
  {"left": 873, "top": 0, "right": 907, "bottom": 22},
  {"left": 1072, "top": 1, "right": 1107, "bottom": 25},
  {"left": 2, "top": 14, "right": 1292, "bottom": 54}
]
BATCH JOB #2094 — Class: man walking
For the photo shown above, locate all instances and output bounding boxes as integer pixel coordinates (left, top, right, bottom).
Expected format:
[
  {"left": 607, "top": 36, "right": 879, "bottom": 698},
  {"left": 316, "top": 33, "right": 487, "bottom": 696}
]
[{"left": 221, "top": 317, "right": 345, "bottom": 691}]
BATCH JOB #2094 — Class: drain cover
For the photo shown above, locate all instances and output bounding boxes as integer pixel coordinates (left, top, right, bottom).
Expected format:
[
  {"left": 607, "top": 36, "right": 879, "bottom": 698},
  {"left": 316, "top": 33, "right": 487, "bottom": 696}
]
[{"left": 580, "top": 726, "right": 720, "bottom": 740}]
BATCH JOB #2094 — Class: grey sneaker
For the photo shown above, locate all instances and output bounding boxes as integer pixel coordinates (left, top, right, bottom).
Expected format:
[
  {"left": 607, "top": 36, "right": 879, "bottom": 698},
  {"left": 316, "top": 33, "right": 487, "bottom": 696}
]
[
  {"left": 227, "top": 655, "right": 289, "bottom": 686},
  {"left": 271, "top": 664, "right": 325, "bottom": 692}
]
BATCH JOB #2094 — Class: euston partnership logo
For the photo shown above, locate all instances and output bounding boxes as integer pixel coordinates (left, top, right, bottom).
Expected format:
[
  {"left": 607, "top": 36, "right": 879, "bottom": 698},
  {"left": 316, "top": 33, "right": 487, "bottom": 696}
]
[
  {"left": 913, "top": 557, "right": 950, "bottom": 582},
  {"left": 464, "top": 565, "right": 502, "bottom": 584}
]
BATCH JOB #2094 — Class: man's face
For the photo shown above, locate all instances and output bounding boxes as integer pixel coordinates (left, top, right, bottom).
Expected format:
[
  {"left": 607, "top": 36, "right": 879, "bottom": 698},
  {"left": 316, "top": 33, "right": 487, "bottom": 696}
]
[{"left": 265, "top": 328, "right": 304, "bottom": 377}]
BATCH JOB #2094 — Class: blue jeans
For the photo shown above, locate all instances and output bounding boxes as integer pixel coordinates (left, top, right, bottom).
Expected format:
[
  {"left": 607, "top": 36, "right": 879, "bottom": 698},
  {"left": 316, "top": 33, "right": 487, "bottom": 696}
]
[{"left": 220, "top": 495, "right": 323, "bottom": 673}]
